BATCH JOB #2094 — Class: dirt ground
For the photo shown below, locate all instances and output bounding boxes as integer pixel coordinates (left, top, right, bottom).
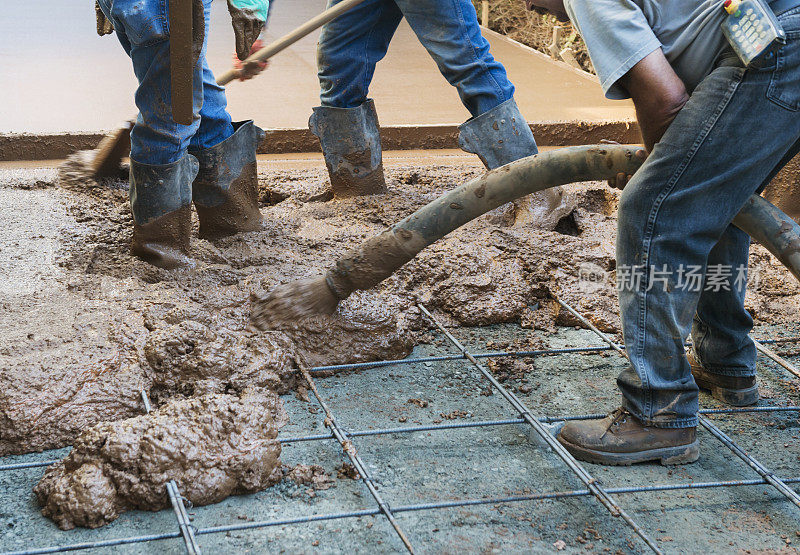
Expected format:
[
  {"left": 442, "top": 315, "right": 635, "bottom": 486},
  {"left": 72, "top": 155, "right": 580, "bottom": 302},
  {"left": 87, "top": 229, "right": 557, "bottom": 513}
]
[
  {"left": 477, "top": 0, "right": 594, "bottom": 74},
  {"left": 1, "top": 158, "right": 799, "bottom": 552}
]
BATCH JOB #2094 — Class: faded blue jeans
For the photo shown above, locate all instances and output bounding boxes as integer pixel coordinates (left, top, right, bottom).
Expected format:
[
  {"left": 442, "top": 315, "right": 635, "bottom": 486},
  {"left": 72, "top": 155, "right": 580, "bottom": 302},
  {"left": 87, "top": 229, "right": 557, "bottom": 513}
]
[
  {"left": 97, "top": 0, "right": 233, "bottom": 165},
  {"left": 316, "top": 0, "right": 515, "bottom": 117},
  {"left": 617, "top": 7, "right": 800, "bottom": 428}
]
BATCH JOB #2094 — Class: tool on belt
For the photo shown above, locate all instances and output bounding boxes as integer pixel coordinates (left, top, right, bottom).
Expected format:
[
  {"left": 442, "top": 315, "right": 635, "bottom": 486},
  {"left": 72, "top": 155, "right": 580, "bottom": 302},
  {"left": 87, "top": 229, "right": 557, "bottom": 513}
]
[{"left": 721, "top": 0, "right": 799, "bottom": 66}]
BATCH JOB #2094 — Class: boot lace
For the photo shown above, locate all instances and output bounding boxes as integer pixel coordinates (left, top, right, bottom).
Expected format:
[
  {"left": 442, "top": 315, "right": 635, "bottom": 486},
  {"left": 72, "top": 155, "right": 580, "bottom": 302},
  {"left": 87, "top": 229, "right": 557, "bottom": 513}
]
[{"left": 601, "top": 407, "right": 631, "bottom": 438}]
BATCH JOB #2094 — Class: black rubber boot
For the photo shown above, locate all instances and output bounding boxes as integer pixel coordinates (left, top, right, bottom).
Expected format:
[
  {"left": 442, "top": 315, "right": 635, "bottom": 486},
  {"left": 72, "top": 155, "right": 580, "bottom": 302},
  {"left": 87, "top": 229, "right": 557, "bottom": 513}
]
[
  {"left": 458, "top": 98, "right": 573, "bottom": 229},
  {"left": 309, "top": 99, "right": 388, "bottom": 198},
  {"left": 129, "top": 155, "right": 197, "bottom": 269},
  {"left": 190, "top": 120, "right": 265, "bottom": 239}
]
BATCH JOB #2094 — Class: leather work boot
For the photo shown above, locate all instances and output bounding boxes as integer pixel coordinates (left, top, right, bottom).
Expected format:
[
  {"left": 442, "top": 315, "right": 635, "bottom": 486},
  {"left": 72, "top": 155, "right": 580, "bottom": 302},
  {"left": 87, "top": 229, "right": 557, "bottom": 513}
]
[
  {"left": 557, "top": 408, "right": 700, "bottom": 466},
  {"left": 190, "top": 120, "right": 265, "bottom": 239},
  {"left": 309, "top": 99, "right": 388, "bottom": 198},
  {"left": 129, "top": 155, "right": 198, "bottom": 269},
  {"left": 688, "top": 350, "right": 759, "bottom": 407},
  {"left": 458, "top": 97, "right": 574, "bottom": 230}
]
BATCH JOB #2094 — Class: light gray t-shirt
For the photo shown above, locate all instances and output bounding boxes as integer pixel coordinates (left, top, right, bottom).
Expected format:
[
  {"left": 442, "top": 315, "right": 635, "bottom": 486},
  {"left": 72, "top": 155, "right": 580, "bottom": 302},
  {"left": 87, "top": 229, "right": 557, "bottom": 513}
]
[{"left": 564, "top": 0, "right": 730, "bottom": 99}]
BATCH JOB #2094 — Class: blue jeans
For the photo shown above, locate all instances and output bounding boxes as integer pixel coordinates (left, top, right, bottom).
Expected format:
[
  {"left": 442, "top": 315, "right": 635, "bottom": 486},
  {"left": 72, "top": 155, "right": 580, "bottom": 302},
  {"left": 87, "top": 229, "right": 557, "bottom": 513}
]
[
  {"left": 316, "top": 0, "right": 515, "bottom": 117},
  {"left": 617, "top": 7, "right": 800, "bottom": 428},
  {"left": 97, "top": 0, "right": 233, "bottom": 165}
]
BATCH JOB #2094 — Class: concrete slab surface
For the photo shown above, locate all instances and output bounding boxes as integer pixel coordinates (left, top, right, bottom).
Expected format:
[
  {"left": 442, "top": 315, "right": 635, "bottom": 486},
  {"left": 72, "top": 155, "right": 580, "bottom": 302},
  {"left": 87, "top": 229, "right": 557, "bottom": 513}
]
[{"left": 1, "top": 0, "right": 633, "bottom": 134}]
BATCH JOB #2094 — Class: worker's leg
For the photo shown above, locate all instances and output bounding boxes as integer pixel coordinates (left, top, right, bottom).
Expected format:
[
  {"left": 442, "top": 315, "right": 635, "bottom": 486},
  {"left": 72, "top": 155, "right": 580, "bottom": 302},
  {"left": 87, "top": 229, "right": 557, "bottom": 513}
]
[
  {"left": 312, "top": 0, "right": 401, "bottom": 197},
  {"left": 99, "top": 0, "right": 205, "bottom": 164},
  {"left": 190, "top": 60, "right": 234, "bottom": 151},
  {"left": 614, "top": 50, "right": 800, "bottom": 429},
  {"left": 394, "top": 0, "right": 512, "bottom": 116},
  {"left": 187, "top": 7, "right": 263, "bottom": 239},
  {"left": 689, "top": 138, "right": 800, "bottom": 405},
  {"left": 688, "top": 225, "right": 759, "bottom": 405},
  {"left": 394, "top": 0, "right": 566, "bottom": 228},
  {"left": 97, "top": 0, "right": 205, "bottom": 267},
  {"left": 316, "top": 0, "right": 402, "bottom": 108},
  {"left": 558, "top": 22, "right": 800, "bottom": 464}
]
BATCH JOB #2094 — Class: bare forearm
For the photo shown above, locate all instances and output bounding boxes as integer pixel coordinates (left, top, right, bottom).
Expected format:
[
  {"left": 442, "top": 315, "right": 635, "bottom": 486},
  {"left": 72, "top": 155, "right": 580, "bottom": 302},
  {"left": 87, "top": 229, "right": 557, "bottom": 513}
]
[{"left": 618, "top": 49, "right": 689, "bottom": 152}]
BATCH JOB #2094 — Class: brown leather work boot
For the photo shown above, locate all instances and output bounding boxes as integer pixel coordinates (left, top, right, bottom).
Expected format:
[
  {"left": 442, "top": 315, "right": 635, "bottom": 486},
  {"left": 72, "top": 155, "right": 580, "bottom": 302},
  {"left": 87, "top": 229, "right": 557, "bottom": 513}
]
[
  {"left": 191, "top": 120, "right": 265, "bottom": 239},
  {"left": 557, "top": 408, "right": 699, "bottom": 466},
  {"left": 688, "top": 351, "right": 759, "bottom": 407},
  {"left": 129, "top": 155, "right": 197, "bottom": 269}
]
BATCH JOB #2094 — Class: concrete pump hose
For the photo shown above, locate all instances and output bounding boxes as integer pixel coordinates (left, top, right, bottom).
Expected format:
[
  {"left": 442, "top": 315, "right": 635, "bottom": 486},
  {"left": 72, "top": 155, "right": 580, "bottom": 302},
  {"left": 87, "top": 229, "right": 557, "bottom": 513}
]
[
  {"left": 325, "top": 145, "right": 646, "bottom": 298},
  {"left": 734, "top": 194, "right": 800, "bottom": 282},
  {"left": 325, "top": 144, "right": 800, "bottom": 300}
]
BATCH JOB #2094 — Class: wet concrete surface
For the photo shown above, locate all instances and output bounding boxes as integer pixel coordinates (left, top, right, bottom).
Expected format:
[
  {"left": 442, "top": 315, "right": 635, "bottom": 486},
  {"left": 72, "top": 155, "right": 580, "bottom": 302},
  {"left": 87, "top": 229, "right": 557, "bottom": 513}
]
[
  {"left": 1, "top": 1, "right": 633, "bottom": 134},
  {"left": 2, "top": 324, "right": 800, "bottom": 553},
  {"left": 1, "top": 159, "right": 799, "bottom": 552}
]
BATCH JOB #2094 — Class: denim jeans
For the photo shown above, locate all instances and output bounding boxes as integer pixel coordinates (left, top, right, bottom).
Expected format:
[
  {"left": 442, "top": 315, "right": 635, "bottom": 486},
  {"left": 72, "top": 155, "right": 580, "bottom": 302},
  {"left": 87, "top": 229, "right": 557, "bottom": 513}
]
[
  {"left": 316, "top": 0, "right": 515, "bottom": 117},
  {"left": 97, "top": 0, "right": 233, "bottom": 165},
  {"left": 617, "top": 7, "right": 800, "bottom": 428}
]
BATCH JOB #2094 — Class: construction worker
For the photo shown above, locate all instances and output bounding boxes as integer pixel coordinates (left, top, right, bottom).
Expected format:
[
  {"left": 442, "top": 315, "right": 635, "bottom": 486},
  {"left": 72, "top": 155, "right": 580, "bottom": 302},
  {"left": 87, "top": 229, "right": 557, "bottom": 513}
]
[
  {"left": 527, "top": 0, "right": 800, "bottom": 465},
  {"left": 95, "top": 0, "right": 269, "bottom": 268},
  {"left": 309, "top": 0, "right": 567, "bottom": 227}
]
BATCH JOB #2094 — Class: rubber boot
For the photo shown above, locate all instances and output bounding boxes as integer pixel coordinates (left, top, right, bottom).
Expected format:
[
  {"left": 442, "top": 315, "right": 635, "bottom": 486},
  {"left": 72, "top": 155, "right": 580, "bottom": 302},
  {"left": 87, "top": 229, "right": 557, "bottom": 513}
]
[
  {"left": 309, "top": 99, "right": 388, "bottom": 198},
  {"left": 458, "top": 98, "right": 573, "bottom": 230},
  {"left": 190, "top": 120, "right": 265, "bottom": 239},
  {"left": 129, "top": 155, "right": 198, "bottom": 269}
]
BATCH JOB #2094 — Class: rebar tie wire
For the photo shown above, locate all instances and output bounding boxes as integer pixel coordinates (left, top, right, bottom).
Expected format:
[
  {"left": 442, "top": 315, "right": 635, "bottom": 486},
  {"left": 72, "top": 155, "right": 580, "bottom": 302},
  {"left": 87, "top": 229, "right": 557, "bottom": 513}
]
[
  {"left": 140, "top": 390, "right": 201, "bottom": 555},
  {"left": 298, "top": 366, "right": 416, "bottom": 553},
  {"left": 415, "top": 303, "right": 664, "bottom": 555},
  {"left": 554, "top": 297, "right": 800, "bottom": 511}
]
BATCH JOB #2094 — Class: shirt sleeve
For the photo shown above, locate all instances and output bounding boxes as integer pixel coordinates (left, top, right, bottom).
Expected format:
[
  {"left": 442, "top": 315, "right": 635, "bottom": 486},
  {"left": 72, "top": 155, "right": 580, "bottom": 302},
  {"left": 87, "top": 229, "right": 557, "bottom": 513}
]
[{"left": 564, "top": 0, "right": 662, "bottom": 99}]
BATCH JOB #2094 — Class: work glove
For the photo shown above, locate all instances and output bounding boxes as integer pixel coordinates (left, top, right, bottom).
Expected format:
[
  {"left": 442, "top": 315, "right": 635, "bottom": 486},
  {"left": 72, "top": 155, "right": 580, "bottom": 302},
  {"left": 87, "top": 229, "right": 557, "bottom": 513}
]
[
  {"left": 95, "top": 1, "right": 114, "bottom": 36},
  {"left": 232, "top": 40, "right": 269, "bottom": 81},
  {"left": 227, "top": 0, "right": 270, "bottom": 61}
]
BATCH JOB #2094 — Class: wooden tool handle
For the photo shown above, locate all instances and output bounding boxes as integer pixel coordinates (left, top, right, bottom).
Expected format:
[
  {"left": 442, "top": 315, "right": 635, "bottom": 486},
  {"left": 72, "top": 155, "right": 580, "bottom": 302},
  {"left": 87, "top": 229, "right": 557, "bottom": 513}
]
[{"left": 216, "top": 0, "right": 367, "bottom": 85}]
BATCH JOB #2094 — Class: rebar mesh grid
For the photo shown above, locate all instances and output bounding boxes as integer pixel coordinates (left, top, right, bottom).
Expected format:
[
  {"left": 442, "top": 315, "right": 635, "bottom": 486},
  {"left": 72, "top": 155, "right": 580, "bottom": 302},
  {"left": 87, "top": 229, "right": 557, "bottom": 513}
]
[{"left": 1, "top": 307, "right": 799, "bottom": 555}]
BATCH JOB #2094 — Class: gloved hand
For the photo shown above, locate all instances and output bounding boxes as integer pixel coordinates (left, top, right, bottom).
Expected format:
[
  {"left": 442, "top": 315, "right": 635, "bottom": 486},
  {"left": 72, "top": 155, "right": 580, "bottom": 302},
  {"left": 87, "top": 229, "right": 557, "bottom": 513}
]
[
  {"left": 232, "top": 39, "right": 269, "bottom": 81},
  {"left": 95, "top": 1, "right": 114, "bottom": 36},
  {"left": 227, "top": 0, "right": 269, "bottom": 61}
]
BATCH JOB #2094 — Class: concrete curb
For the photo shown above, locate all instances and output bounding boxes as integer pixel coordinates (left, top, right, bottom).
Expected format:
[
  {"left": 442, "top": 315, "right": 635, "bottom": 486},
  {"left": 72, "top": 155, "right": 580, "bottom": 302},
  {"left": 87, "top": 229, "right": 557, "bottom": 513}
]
[{"left": 0, "top": 121, "right": 639, "bottom": 161}]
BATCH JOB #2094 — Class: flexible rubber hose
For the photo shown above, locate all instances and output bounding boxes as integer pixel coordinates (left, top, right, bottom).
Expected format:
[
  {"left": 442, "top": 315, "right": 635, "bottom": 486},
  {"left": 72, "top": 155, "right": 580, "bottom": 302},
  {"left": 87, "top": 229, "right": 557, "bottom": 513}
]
[
  {"left": 324, "top": 144, "right": 800, "bottom": 300},
  {"left": 734, "top": 195, "right": 800, "bottom": 282},
  {"left": 325, "top": 145, "right": 645, "bottom": 297}
]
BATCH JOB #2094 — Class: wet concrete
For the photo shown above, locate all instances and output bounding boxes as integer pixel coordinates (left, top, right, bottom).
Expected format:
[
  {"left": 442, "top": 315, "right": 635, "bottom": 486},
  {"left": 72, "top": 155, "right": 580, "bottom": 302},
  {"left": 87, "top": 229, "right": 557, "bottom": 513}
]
[
  {"left": 0, "top": 157, "right": 799, "bottom": 549},
  {"left": 33, "top": 390, "right": 285, "bottom": 530},
  {"left": 2, "top": 323, "right": 800, "bottom": 552},
  {"left": 0, "top": 1, "right": 633, "bottom": 134}
]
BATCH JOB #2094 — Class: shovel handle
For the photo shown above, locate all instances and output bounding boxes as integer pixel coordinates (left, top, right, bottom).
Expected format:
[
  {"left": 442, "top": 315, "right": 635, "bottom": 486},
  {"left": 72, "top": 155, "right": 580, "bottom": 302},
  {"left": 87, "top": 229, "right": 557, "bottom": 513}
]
[{"left": 216, "top": 0, "right": 368, "bottom": 85}]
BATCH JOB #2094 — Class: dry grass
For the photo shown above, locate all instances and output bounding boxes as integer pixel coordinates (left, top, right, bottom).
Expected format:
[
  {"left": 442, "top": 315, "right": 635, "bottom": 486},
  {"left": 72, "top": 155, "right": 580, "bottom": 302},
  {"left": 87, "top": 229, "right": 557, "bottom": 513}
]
[{"left": 474, "top": 0, "right": 594, "bottom": 74}]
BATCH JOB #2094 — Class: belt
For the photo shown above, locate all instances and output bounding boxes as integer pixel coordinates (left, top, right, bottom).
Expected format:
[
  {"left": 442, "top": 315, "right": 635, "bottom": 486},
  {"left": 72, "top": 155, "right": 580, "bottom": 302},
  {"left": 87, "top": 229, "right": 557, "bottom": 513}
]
[{"left": 769, "top": 0, "right": 800, "bottom": 15}]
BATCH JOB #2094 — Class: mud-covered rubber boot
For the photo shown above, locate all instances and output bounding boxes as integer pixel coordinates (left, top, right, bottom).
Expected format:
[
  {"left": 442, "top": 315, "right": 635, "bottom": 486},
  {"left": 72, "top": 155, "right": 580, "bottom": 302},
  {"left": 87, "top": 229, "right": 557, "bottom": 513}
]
[
  {"left": 130, "top": 155, "right": 198, "bottom": 269},
  {"left": 458, "top": 98, "right": 573, "bottom": 230},
  {"left": 557, "top": 408, "right": 700, "bottom": 466},
  {"left": 688, "top": 350, "right": 759, "bottom": 407},
  {"left": 309, "top": 99, "right": 388, "bottom": 199},
  {"left": 190, "top": 120, "right": 265, "bottom": 239}
]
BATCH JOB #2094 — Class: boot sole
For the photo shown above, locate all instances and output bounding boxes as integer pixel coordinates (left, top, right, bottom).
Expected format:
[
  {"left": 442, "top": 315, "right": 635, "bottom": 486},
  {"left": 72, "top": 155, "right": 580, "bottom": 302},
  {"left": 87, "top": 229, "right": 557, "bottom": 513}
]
[
  {"left": 557, "top": 436, "right": 700, "bottom": 466},
  {"left": 694, "top": 376, "right": 759, "bottom": 407}
]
